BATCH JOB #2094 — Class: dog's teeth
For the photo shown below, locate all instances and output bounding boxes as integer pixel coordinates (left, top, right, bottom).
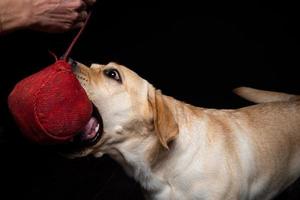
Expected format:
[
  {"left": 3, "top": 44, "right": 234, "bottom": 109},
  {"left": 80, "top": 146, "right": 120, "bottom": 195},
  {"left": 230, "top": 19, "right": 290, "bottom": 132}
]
[{"left": 95, "top": 124, "right": 100, "bottom": 133}]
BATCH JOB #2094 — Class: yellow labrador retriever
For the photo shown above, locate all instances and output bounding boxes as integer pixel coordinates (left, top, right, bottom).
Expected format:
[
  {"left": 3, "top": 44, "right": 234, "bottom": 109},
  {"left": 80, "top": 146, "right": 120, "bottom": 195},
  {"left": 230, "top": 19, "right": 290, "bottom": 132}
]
[{"left": 69, "top": 61, "right": 300, "bottom": 200}]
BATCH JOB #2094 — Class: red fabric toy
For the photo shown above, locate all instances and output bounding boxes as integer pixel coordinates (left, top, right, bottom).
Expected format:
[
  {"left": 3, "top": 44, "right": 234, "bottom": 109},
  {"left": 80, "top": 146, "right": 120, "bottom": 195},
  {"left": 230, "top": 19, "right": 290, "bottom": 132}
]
[
  {"left": 7, "top": 13, "right": 97, "bottom": 144},
  {"left": 8, "top": 60, "right": 93, "bottom": 144}
]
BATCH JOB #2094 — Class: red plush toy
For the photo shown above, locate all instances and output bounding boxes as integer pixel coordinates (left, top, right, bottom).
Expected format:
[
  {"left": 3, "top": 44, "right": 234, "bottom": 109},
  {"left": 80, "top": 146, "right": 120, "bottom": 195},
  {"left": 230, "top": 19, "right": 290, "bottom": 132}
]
[{"left": 8, "top": 13, "right": 98, "bottom": 144}]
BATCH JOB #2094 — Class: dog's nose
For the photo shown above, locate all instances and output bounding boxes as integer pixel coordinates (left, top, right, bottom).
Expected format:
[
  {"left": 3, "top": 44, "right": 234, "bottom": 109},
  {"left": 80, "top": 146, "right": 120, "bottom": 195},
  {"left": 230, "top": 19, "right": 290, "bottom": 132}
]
[{"left": 68, "top": 58, "right": 78, "bottom": 72}]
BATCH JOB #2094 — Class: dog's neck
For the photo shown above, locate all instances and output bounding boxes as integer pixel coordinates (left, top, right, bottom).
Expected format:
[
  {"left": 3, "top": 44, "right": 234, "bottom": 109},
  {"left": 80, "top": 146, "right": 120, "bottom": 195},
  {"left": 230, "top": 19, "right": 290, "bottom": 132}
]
[
  {"left": 107, "top": 93, "right": 204, "bottom": 195},
  {"left": 104, "top": 119, "right": 167, "bottom": 192}
]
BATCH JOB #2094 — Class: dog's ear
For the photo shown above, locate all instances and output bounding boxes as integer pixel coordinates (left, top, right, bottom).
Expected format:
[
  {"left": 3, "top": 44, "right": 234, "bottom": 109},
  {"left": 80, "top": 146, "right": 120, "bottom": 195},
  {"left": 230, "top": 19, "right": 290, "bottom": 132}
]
[{"left": 148, "top": 88, "right": 179, "bottom": 149}]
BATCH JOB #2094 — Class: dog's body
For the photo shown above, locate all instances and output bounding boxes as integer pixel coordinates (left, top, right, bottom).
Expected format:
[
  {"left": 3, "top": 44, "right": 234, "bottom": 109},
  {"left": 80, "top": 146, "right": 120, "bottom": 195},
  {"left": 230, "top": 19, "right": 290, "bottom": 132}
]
[{"left": 71, "top": 62, "right": 300, "bottom": 200}]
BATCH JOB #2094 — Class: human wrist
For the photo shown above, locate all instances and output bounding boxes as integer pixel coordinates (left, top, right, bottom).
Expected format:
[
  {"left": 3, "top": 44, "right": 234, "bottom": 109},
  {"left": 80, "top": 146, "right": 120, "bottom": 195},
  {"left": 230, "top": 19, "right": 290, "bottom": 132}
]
[{"left": 15, "top": 0, "right": 34, "bottom": 29}]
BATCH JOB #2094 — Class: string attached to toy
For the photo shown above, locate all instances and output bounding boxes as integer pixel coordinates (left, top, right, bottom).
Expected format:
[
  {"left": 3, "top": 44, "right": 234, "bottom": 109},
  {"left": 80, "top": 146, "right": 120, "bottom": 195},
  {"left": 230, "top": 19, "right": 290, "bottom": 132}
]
[{"left": 61, "top": 12, "right": 92, "bottom": 60}]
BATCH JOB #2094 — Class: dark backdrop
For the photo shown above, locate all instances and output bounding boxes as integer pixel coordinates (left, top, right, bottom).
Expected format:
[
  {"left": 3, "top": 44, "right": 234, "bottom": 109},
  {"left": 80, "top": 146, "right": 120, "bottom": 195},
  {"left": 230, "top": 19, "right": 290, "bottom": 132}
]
[{"left": 0, "top": 1, "right": 299, "bottom": 199}]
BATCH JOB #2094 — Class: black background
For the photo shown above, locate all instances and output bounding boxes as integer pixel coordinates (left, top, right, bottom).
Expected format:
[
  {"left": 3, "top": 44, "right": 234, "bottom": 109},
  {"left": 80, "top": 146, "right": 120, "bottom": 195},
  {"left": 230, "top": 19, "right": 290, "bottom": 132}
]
[{"left": 0, "top": 1, "right": 299, "bottom": 199}]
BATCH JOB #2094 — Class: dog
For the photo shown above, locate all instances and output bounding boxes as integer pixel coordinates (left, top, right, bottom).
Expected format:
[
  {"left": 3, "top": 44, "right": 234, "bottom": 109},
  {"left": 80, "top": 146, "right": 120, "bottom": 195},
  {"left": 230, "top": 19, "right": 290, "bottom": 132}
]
[{"left": 68, "top": 61, "right": 300, "bottom": 200}]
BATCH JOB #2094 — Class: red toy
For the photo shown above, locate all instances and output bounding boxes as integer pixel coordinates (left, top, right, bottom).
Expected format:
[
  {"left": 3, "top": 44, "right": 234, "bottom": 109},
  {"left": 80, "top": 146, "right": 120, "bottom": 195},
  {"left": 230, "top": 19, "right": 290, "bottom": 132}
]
[
  {"left": 8, "top": 13, "right": 97, "bottom": 144},
  {"left": 8, "top": 59, "right": 93, "bottom": 144}
]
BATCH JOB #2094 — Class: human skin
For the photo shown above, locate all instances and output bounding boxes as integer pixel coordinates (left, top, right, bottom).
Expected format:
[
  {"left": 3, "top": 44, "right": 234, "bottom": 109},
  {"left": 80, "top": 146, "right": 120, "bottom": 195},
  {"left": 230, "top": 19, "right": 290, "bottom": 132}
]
[{"left": 0, "top": 0, "right": 95, "bottom": 34}]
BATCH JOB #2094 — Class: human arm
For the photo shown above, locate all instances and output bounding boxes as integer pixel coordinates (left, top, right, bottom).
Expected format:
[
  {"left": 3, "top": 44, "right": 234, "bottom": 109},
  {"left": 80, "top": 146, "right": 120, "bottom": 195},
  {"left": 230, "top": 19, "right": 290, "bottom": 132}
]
[{"left": 0, "top": 0, "right": 95, "bottom": 34}]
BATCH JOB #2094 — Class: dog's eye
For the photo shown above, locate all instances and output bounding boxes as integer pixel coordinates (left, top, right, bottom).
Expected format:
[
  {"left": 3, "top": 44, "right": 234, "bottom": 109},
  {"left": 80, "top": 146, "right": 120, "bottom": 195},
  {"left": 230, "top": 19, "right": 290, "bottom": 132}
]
[{"left": 104, "top": 68, "right": 122, "bottom": 83}]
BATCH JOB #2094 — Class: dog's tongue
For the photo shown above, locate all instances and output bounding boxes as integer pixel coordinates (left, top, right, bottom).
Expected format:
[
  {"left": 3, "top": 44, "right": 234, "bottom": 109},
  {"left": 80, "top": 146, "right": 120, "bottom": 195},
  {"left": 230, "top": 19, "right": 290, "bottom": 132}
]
[{"left": 81, "top": 117, "right": 99, "bottom": 140}]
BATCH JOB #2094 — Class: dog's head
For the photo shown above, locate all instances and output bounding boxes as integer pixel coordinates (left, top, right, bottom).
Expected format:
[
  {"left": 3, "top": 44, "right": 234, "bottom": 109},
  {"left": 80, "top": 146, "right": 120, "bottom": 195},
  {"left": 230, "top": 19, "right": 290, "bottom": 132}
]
[{"left": 67, "top": 62, "right": 179, "bottom": 162}]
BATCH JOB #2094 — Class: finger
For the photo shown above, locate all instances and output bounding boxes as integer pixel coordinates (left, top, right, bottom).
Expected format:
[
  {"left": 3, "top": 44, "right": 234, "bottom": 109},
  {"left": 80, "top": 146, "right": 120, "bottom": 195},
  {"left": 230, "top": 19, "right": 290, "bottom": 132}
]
[
  {"left": 77, "top": 1, "right": 87, "bottom": 11},
  {"left": 47, "top": 12, "right": 79, "bottom": 24},
  {"left": 63, "top": 0, "right": 86, "bottom": 11},
  {"left": 71, "top": 22, "right": 85, "bottom": 30},
  {"left": 31, "top": 21, "right": 72, "bottom": 33},
  {"left": 76, "top": 11, "right": 88, "bottom": 22}
]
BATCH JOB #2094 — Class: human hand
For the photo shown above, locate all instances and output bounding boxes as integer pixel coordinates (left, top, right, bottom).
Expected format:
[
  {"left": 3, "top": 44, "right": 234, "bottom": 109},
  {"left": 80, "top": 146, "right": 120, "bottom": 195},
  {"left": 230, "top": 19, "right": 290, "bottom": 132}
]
[{"left": 28, "top": 0, "right": 96, "bottom": 33}]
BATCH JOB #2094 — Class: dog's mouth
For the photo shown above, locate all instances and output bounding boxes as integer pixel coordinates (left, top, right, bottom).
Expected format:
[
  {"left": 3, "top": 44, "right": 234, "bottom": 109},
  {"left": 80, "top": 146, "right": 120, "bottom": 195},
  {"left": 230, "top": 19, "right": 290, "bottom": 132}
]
[
  {"left": 72, "top": 104, "right": 103, "bottom": 147},
  {"left": 80, "top": 116, "right": 101, "bottom": 141},
  {"left": 50, "top": 104, "right": 103, "bottom": 156}
]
